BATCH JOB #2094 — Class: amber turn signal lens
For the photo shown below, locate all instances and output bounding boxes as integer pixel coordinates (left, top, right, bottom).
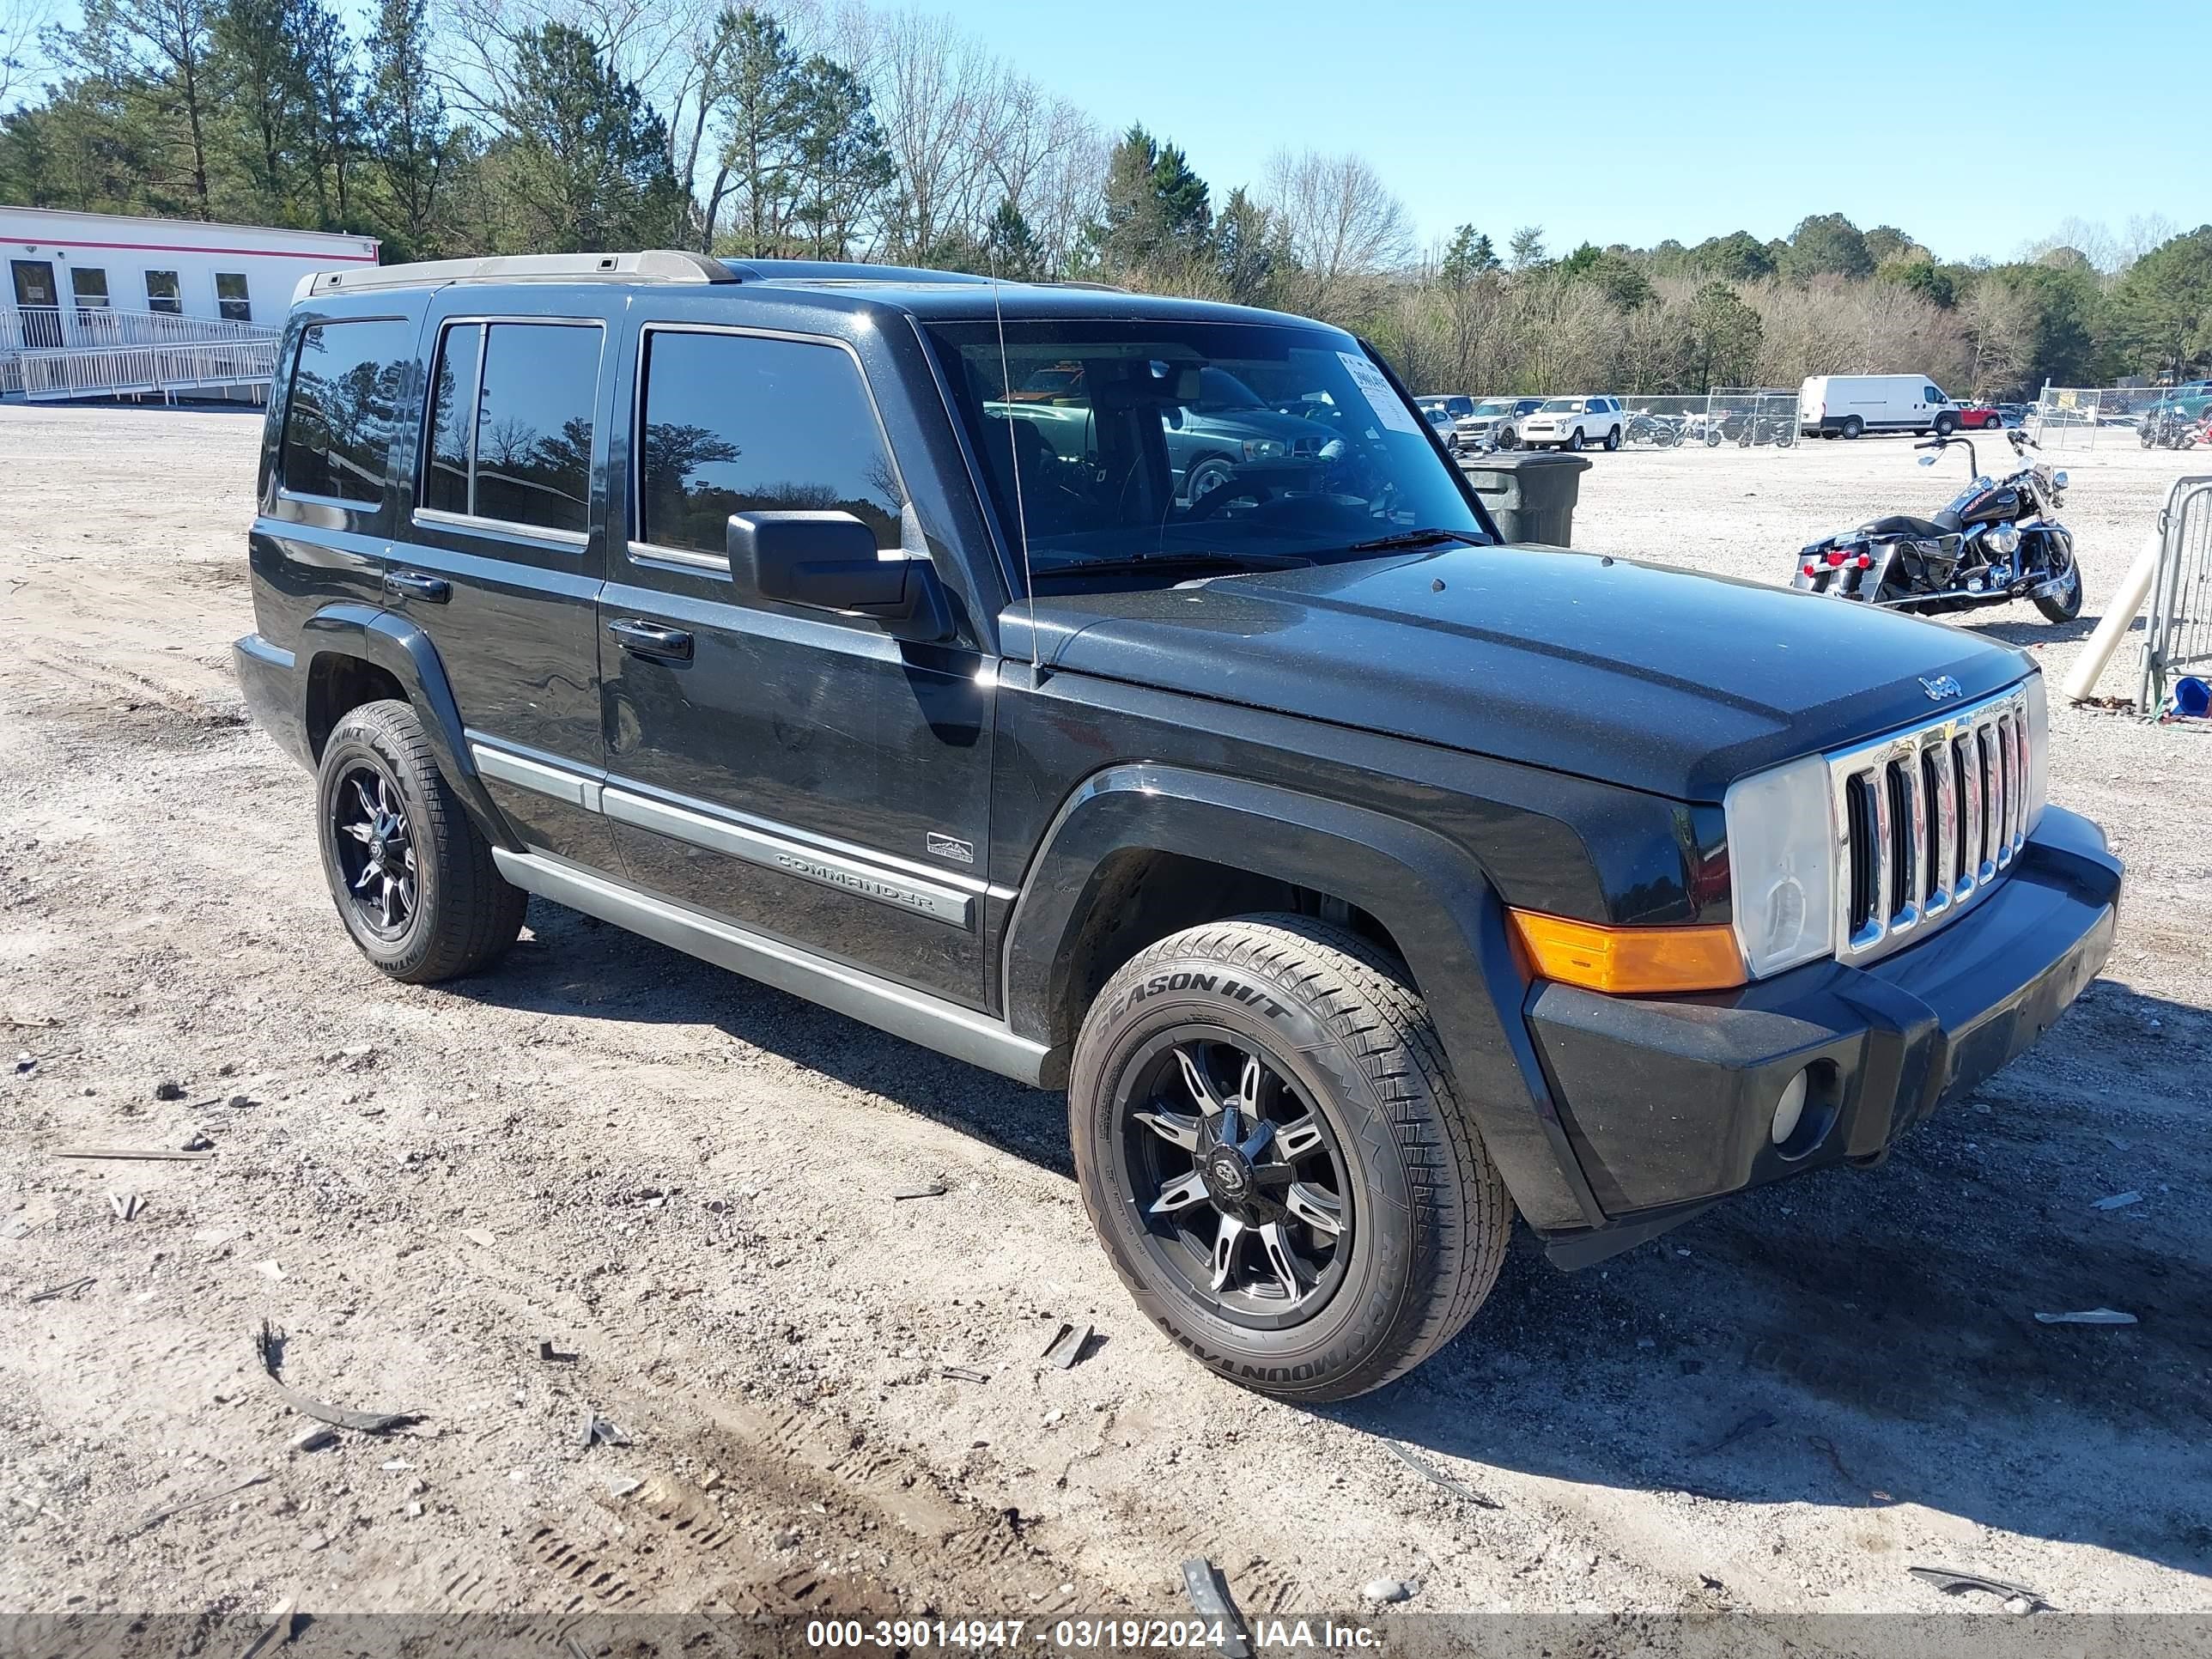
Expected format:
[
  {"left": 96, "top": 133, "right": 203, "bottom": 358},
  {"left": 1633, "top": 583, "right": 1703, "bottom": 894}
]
[{"left": 1507, "top": 909, "right": 1746, "bottom": 995}]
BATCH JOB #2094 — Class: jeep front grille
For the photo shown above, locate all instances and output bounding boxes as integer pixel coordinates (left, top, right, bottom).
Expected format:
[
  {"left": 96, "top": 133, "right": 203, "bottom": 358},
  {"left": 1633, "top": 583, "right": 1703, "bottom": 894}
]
[{"left": 1829, "top": 684, "right": 2031, "bottom": 963}]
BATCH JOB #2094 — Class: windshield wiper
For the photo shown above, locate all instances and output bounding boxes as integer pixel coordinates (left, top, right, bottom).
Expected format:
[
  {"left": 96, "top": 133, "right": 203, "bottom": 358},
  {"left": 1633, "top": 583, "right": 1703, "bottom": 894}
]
[
  {"left": 1030, "top": 551, "right": 1312, "bottom": 580},
  {"left": 1345, "top": 527, "right": 1488, "bottom": 554}
]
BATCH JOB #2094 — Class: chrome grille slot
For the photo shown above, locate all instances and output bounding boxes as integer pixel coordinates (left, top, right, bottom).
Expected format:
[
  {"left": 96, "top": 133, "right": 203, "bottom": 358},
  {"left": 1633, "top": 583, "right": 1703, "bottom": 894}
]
[{"left": 1826, "top": 685, "right": 2033, "bottom": 965}]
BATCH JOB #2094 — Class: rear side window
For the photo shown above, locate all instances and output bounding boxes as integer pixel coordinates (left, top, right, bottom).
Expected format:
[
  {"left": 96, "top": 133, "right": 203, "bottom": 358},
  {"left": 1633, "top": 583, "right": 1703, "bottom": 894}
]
[
  {"left": 635, "top": 329, "right": 903, "bottom": 556},
  {"left": 280, "top": 318, "right": 411, "bottom": 504},
  {"left": 421, "top": 320, "right": 601, "bottom": 536}
]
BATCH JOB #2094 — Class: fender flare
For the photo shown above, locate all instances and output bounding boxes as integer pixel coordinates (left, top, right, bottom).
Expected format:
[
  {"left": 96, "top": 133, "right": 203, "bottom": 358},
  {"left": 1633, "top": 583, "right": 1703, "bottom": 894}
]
[
  {"left": 300, "top": 604, "right": 522, "bottom": 853},
  {"left": 1001, "top": 763, "right": 1605, "bottom": 1232}
]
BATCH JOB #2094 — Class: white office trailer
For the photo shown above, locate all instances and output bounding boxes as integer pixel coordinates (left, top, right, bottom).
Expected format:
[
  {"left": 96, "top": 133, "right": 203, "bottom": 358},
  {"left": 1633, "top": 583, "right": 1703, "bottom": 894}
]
[{"left": 2, "top": 206, "right": 379, "bottom": 400}]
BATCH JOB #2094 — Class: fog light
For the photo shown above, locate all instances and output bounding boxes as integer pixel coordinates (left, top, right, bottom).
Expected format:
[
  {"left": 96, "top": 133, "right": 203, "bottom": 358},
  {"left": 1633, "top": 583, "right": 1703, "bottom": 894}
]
[{"left": 1771, "top": 1070, "right": 1808, "bottom": 1147}]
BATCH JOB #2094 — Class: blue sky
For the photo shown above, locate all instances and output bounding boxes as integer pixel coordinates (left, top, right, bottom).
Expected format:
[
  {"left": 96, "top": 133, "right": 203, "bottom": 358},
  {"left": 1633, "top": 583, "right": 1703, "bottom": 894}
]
[{"left": 954, "top": 0, "right": 2210, "bottom": 263}]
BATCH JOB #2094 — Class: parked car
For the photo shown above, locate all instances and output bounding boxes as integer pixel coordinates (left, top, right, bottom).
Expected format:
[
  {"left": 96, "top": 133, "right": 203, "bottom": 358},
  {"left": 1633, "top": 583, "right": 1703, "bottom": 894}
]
[
  {"left": 1419, "top": 402, "right": 1462, "bottom": 451},
  {"left": 1953, "top": 399, "right": 2003, "bottom": 429},
  {"left": 1996, "top": 403, "right": 2035, "bottom": 428},
  {"left": 1799, "top": 374, "right": 1962, "bottom": 439},
  {"left": 990, "top": 362, "right": 1338, "bottom": 504},
  {"left": 233, "top": 250, "right": 2122, "bottom": 1403},
  {"left": 1418, "top": 394, "right": 1476, "bottom": 422},
  {"left": 1454, "top": 396, "right": 1544, "bottom": 452},
  {"left": 1519, "top": 395, "right": 1626, "bottom": 452}
]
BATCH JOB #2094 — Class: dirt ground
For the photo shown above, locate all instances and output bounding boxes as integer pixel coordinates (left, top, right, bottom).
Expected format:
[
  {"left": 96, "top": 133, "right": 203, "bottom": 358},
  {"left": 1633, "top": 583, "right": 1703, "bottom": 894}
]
[{"left": 2, "top": 402, "right": 2208, "bottom": 1635}]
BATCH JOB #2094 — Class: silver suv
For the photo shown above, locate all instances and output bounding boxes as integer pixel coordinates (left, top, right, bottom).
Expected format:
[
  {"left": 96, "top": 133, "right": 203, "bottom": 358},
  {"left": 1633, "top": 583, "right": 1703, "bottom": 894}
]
[{"left": 1453, "top": 396, "right": 1544, "bottom": 452}]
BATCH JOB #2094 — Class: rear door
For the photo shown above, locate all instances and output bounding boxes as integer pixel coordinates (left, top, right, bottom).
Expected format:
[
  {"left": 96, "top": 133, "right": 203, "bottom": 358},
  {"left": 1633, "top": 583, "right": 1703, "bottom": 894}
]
[
  {"left": 595, "top": 317, "right": 997, "bottom": 1008},
  {"left": 386, "top": 294, "right": 619, "bottom": 871}
]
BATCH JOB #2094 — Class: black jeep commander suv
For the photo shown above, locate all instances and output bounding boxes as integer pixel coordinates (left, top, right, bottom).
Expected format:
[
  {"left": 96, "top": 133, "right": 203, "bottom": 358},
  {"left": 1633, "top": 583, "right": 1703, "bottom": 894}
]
[{"left": 234, "top": 251, "right": 2121, "bottom": 1401}]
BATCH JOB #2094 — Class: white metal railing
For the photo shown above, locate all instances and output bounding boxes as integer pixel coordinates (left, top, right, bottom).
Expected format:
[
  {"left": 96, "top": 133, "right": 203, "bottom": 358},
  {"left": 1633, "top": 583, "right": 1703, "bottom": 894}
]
[
  {"left": 2, "top": 303, "right": 276, "bottom": 352},
  {"left": 18, "top": 337, "right": 280, "bottom": 400}
]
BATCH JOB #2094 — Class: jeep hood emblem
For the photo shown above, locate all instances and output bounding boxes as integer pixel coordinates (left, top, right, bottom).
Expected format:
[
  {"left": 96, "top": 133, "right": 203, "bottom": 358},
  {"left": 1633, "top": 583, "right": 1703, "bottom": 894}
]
[{"left": 1919, "top": 674, "right": 1964, "bottom": 702}]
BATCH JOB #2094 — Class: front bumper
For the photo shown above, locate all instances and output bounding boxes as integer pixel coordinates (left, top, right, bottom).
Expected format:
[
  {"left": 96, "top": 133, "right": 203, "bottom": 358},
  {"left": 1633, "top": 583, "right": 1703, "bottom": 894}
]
[{"left": 1527, "top": 806, "right": 2120, "bottom": 1266}]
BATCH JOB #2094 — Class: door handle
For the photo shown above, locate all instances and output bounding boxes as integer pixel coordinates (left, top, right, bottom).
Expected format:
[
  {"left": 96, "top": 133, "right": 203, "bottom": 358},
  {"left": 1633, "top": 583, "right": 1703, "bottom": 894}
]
[
  {"left": 383, "top": 569, "right": 450, "bottom": 603},
  {"left": 607, "top": 618, "right": 694, "bottom": 661}
]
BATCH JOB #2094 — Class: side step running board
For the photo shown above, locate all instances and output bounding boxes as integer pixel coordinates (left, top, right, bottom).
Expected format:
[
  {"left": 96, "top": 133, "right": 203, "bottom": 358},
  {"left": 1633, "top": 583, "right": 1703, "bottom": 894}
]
[{"left": 491, "top": 848, "right": 1050, "bottom": 1086}]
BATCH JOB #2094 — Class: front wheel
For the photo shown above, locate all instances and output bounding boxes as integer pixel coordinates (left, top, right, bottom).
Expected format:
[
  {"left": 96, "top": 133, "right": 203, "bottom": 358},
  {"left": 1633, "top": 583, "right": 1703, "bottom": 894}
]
[
  {"left": 2033, "top": 550, "right": 2084, "bottom": 623},
  {"left": 316, "top": 699, "right": 526, "bottom": 982},
  {"left": 1567, "top": 428, "right": 1586, "bottom": 452},
  {"left": 1069, "top": 916, "right": 1512, "bottom": 1402},
  {"left": 1935, "top": 413, "right": 1959, "bottom": 437}
]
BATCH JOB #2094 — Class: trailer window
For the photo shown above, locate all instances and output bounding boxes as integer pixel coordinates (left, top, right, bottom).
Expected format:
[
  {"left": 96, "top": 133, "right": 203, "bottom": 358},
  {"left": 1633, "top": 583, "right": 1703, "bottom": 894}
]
[
  {"left": 216, "top": 274, "right": 252, "bottom": 324},
  {"left": 144, "top": 271, "right": 181, "bottom": 314}
]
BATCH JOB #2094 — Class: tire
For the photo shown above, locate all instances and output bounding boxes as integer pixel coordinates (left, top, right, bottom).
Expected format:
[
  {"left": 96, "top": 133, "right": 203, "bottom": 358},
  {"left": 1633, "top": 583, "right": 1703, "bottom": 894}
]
[
  {"left": 1841, "top": 416, "right": 1863, "bottom": 441},
  {"left": 1935, "top": 413, "right": 1959, "bottom": 437},
  {"left": 1068, "top": 915, "right": 1512, "bottom": 1402},
  {"left": 1603, "top": 425, "right": 1621, "bottom": 452},
  {"left": 316, "top": 698, "right": 526, "bottom": 983},
  {"left": 1776, "top": 426, "right": 1796, "bottom": 448},
  {"left": 2033, "top": 552, "right": 2084, "bottom": 623},
  {"left": 1567, "top": 428, "right": 1586, "bottom": 452},
  {"left": 1182, "top": 456, "right": 1234, "bottom": 506},
  {"left": 1496, "top": 428, "right": 1516, "bottom": 451}
]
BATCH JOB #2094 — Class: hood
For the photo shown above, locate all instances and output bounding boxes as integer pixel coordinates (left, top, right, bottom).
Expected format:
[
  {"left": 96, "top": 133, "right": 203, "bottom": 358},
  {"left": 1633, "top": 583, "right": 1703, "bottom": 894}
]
[{"left": 1003, "top": 544, "right": 2033, "bottom": 801}]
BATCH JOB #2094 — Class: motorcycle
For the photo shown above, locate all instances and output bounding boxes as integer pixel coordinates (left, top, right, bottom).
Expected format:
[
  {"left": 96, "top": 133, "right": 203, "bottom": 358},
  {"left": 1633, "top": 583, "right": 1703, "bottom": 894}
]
[{"left": 1791, "top": 428, "right": 2082, "bottom": 624}]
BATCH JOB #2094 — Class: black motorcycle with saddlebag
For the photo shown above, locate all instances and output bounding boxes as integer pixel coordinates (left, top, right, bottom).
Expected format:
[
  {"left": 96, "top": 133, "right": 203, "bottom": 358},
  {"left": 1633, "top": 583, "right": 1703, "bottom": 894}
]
[{"left": 1792, "top": 428, "right": 2083, "bottom": 625}]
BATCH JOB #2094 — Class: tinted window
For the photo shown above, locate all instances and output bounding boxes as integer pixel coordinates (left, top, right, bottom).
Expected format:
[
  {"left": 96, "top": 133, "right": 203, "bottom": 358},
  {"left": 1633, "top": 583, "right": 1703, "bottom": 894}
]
[
  {"left": 280, "top": 319, "right": 411, "bottom": 504},
  {"left": 472, "top": 323, "right": 600, "bottom": 534},
  {"left": 422, "top": 322, "right": 483, "bottom": 515},
  {"left": 637, "top": 330, "right": 904, "bottom": 556}
]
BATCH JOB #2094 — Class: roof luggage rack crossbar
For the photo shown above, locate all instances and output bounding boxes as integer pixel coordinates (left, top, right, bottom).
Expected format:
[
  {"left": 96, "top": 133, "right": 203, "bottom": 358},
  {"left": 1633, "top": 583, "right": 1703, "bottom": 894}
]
[{"left": 297, "top": 250, "right": 734, "bottom": 301}]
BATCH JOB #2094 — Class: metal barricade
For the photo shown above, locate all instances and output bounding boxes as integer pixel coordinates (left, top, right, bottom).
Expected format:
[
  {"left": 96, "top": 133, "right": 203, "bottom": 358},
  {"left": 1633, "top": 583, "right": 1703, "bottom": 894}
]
[{"left": 2139, "top": 475, "right": 2212, "bottom": 714}]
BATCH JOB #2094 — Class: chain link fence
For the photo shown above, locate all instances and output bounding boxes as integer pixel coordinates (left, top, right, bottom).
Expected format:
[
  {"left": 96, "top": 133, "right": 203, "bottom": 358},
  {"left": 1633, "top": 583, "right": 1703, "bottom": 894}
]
[{"left": 2028, "top": 385, "right": 2177, "bottom": 450}]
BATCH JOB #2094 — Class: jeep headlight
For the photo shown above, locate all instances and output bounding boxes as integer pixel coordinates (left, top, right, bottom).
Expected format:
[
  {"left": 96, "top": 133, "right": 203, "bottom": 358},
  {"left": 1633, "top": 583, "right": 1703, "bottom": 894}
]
[
  {"left": 1243, "top": 439, "right": 1287, "bottom": 460},
  {"left": 2024, "top": 672, "right": 2048, "bottom": 834},
  {"left": 1723, "top": 755, "right": 1837, "bottom": 978}
]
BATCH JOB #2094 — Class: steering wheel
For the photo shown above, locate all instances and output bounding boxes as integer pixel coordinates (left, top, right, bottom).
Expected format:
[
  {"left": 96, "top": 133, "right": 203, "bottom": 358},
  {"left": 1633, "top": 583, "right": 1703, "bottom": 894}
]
[{"left": 1184, "top": 478, "right": 1275, "bottom": 522}]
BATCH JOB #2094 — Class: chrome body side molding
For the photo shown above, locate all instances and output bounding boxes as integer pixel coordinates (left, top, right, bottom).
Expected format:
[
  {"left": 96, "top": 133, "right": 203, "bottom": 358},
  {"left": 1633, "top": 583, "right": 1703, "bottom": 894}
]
[{"left": 490, "top": 849, "right": 1049, "bottom": 1085}]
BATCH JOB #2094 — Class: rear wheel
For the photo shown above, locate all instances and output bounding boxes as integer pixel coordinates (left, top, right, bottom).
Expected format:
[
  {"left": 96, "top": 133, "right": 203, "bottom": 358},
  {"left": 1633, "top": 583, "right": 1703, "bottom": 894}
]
[
  {"left": 1841, "top": 416, "right": 1863, "bottom": 441},
  {"left": 1069, "top": 916, "right": 1511, "bottom": 1401},
  {"left": 1495, "top": 428, "right": 1516, "bottom": 450},
  {"left": 1602, "top": 425, "right": 1621, "bottom": 452},
  {"left": 316, "top": 699, "right": 526, "bottom": 983}
]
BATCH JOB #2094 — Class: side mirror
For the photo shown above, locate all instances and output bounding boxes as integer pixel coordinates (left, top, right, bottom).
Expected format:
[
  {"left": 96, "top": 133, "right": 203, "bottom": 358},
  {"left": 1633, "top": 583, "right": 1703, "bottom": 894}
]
[{"left": 728, "top": 511, "right": 938, "bottom": 623}]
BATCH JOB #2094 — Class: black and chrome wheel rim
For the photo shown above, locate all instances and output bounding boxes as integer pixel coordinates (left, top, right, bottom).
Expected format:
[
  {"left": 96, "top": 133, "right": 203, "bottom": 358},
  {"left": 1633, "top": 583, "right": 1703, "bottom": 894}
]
[
  {"left": 331, "top": 763, "right": 417, "bottom": 939},
  {"left": 1114, "top": 1025, "right": 1354, "bottom": 1331}
]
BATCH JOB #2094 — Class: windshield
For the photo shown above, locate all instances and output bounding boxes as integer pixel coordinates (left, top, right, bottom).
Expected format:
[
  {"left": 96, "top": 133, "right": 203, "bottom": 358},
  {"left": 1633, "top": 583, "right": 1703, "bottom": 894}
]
[
  {"left": 1539, "top": 398, "right": 1578, "bottom": 412},
  {"left": 1471, "top": 400, "right": 1513, "bottom": 417},
  {"left": 927, "top": 319, "right": 1487, "bottom": 589}
]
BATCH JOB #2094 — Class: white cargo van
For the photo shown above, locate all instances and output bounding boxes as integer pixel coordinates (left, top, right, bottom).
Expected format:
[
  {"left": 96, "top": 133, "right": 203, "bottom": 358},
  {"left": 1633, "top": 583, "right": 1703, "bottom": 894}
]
[{"left": 1799, "top": 374, "right": 1961, "bottom": 440}]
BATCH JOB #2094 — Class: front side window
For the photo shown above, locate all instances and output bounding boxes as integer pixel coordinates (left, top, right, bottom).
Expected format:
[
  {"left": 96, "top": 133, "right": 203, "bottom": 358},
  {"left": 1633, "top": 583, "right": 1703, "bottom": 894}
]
[
  {"left": 215, "top": 273, "right": 251, "bottom": 323},
  {"left": 927, "top": 319, "right": 1483, "bottom": 588},
  {"left": 421, "top": 321, "right": 601, "bottom": 535},
  {"left": 70, "top": 268, "right": 109, "bottom": 310},
  {"left": 1925, "top": 386, "right": 1944, "bottom": 404},
  {"left": 637, "top": 329, "right": 904, "bottom": 556},
  {"left": 144, "top": 270, "right": 181, "bottom": 314},
  {"left": 278, "top": 319, "right": 411, "bottom": 504}
]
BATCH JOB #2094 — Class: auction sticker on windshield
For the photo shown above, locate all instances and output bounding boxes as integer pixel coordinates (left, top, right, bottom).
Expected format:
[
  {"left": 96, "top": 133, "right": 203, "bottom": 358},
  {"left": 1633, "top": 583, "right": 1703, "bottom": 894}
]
[{"left": 1336, "top": 351, "right": 1421, "bottom": 435}]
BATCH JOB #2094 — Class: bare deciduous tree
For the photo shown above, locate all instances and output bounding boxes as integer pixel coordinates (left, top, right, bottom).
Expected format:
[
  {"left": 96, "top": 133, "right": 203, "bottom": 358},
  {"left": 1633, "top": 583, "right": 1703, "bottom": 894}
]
[
  {"left": 1260, "top": 148, "right": 1411, "bottom": 323},
  {"left": 1, "top": 0, "right": 53, "bottom": 111}
]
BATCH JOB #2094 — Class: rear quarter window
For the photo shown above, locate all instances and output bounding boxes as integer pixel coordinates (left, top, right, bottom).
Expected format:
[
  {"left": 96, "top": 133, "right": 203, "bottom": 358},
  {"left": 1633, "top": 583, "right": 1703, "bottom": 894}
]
[{"left": 279, "top": 319, "right": 412, "bottom": 505}]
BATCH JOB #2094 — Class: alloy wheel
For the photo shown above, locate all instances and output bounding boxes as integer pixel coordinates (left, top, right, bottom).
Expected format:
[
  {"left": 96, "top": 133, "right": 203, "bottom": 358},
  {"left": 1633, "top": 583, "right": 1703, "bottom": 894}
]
[
  {"left": 1115, "top": 1027, "right": 1353, "bottom": 1330},
  {"left": 331, "top": 763, "right": 417, "bottom": 938}
]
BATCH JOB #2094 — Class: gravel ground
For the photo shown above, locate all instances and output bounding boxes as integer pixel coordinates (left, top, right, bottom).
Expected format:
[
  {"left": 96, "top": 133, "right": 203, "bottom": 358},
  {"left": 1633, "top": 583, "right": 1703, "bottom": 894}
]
[{"left": 1, "top": 403, "right": 2207, "bottom": 1632}]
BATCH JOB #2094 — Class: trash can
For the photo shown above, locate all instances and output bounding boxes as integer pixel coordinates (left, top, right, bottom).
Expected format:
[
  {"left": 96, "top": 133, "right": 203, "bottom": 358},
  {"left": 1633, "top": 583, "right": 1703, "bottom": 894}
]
[{"left": 1459, "top": 451, "right": 1591, "bottom": 546}]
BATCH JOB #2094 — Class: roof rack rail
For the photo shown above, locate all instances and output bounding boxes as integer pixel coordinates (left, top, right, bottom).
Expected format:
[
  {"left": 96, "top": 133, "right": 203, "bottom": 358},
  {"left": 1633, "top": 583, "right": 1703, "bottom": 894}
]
[{"left": 298, "top": 250, "right": 734, "bottom": 301}]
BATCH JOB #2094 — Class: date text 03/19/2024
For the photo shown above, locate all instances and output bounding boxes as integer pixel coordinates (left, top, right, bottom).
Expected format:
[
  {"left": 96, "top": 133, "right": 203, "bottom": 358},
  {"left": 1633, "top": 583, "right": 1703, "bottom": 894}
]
[{"left": 803, "top": 1619, "right": 1383, "bottom": 1650}]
